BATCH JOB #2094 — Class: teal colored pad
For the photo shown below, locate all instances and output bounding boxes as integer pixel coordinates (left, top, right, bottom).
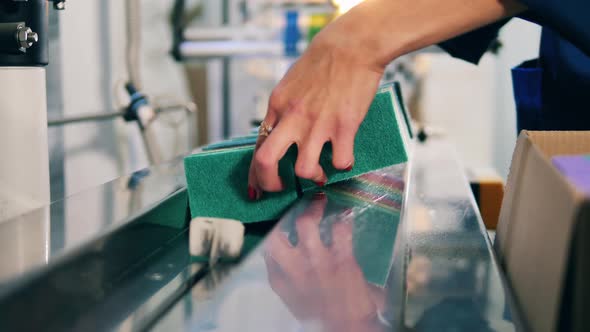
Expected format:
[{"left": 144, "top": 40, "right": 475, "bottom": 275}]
[
  {"left": 326, "top": 182, "right": 401, "bottom": 288},
  {"left": 300, "top": 92, "right": 408, "bottom": 190},
  {"left": 353, "top": 208, "right": 399, "bottom": 287},
  {"left": 232, "top": 134, "right": 259, "bottom": 141},
  {"left": 202, "top": 136, "right": 258, "bottom": 151},
  {"left": 142, "top": 189, "right": 189, "bottom": 229},
  {"left": 184, "top": 146, "right": 299, "bottom": 223}
]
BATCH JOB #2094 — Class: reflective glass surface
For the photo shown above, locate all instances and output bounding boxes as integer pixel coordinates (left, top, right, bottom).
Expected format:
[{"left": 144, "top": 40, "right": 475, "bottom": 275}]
[
  {"left": 0, "top": 139, "right": 521, "bottom": 331},
  {"left": 152, "top": 140, "right": 520, "bottom": 332},
  {"left": 0, "top": 156, "right": 187, "bottom": 298}
]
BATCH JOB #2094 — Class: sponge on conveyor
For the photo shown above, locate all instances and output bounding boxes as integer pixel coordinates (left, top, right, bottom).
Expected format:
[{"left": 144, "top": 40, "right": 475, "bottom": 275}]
[
  {"left": 184, "top": 82, "right": 411, "bottom": 223},
  {"left": 184, "top": 146, "right": 299, "bottom": 223},
  {"left": 299, "top": 86, "right": 411, "bottom": 191},
  {"left": 202, "top": 135, "right": 258, "bottom": 151}
]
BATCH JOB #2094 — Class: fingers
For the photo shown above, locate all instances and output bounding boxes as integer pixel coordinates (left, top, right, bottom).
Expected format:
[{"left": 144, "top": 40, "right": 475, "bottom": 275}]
[
  {"left": 248, "top": 115, "right": 274, "bottom": 199},
  {"left": 251, "top": 119, "right": 356, "bottom": 195},
  {"left": 249, "top": 120, "right": 293, "bottom": 196},
  {"left": 250, "top": 88, "right": 363, "bottom": 195},
  {"left": 331, "top": 120, "right": 358, "bottom": 171},
  {"left": 294, "top": 128, "right": 328, "bottom": 185},
  {"left": 251, "top": 117, "right": 296, "bottom": 193},
  {"left": 248, "top": 90, "right": 284, "bottom": 196}
]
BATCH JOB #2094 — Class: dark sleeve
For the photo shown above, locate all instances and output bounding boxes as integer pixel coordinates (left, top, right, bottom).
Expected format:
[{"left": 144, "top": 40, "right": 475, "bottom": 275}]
[
  {"left": 439, "top": 1, "right": 590, "bottom": 64},
  {"left": 438, "top": 19, "right": 511, "bottom": 65},
  {"left": 518, "top": 0, "right": 590, "bottom": 56}
]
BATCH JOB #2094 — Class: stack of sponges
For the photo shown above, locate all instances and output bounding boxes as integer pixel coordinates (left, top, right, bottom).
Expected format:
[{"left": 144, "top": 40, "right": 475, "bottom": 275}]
[{"left": 184, "top": 82, "right": 412, "bottom": 223}]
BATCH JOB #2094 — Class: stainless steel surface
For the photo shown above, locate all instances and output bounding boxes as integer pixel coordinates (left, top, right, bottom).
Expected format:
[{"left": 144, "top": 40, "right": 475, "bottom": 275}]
[
  {"left": 47, "top": 5, "right": 66, "bottom": 204},
  {"left": 151, "top": 139, "right": 521, "bottom": 332},
  {"left": 26, "top": 30, "right": 38, "bottom": 43},
  {"left": 0, "top": 138, "right": 521, "bottom": 331},
  {"left": 0, "top": 67, "right": 50, "bottom": 221},
  {"left": 179, "top": 40, "right": 308, "bottom": 59},
  {"left": 402, "top": 140, "right": 518, "bottom": 331},
  {"left": 47, "top": 103, "right": 197, "bottom": 126},
  {"left": 0, "top": 156, "right": 186, "bottom": 286},
  {"left": 47, "top": 109, "right": 126, "bottom": 126},
  {"left": 0, "top": 155, "right": 196, "bottom": 331}
]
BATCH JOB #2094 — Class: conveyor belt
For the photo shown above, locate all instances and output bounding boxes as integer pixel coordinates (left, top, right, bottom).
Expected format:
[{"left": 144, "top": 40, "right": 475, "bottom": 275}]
[{"left": 0, "top": 139, "right": 526, "bottom": 331}]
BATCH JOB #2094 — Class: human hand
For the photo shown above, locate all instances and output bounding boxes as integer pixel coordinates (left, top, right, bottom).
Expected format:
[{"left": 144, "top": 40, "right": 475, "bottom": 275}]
[
  {"left": 246, "top": 0, "right": 526, "bottom": 200},
  {"left": 247, "top": 16, "right": 385, "bottom": 199}
]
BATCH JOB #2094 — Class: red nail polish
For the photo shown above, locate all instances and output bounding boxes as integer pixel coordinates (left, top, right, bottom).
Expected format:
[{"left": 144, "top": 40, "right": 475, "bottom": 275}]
[
  {"left": 345, "top": 165, "right": 353, "bottom": 172},
  {"left": 248, "top": 186, "right": 256, "bottom": 200},
  {"left": 315, "top": 181, "right": 326, "bottom": 187}
]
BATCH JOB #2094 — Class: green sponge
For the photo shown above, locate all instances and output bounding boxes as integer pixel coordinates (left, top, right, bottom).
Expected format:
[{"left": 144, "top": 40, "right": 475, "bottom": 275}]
[
  {"left": 299, "top": 87, "right": 410, "bottom": 191},
  {"left": 184, "top": 146, "right": 299, "bottom": 223},
  {"left": 184, "top": 82, "right": 411, "bottom": 223},
  {"left": 202, "top": 135, "right": 258, "bottom": 151}
]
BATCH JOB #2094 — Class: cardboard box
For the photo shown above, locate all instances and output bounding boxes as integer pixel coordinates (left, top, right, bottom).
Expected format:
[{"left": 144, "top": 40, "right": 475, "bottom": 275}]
[
  {"left": 496, "top": 131, "right": 590, "bottom": 332},
  {"left": 467, "top": 167, "right": 504, "bottom": 230}
]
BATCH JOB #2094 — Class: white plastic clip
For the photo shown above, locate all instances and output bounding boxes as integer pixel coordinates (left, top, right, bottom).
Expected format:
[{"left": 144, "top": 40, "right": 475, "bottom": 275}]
[{"left": 189, "top": 217, "right": 245, "bottom": 266}]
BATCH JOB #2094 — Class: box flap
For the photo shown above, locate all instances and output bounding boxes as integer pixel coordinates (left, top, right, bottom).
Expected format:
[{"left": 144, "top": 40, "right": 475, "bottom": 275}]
[
  {"left": 525, "top": 131, "right": 590, "bottom": 158},
  {"left": 496, "top": 132, "right": 531, "bottom": 261}
]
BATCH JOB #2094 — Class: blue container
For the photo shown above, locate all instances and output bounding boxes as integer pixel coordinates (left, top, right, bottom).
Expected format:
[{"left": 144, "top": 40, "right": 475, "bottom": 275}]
[{"left": 284, "top": 10, "right": 301, "bottom": 57}]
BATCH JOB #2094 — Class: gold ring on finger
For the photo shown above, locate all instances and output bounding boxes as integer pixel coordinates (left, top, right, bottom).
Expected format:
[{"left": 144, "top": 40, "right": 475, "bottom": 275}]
[{"left": 258, "top": 121, "right": 274, "bottom": 137}]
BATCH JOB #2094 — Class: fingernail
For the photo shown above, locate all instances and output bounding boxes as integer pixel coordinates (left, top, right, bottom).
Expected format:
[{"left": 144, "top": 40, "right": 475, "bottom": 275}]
[
  {"left": 345, "top": 165, "right": 353, "bottom": 172},
  {"left": 315, "top": 180, "right": 326, "bottom": 187},
  {"left": 342, "top": 208, "right": 354, "bottom": 217},
  {"left": 313, "top": 191, "right": 326, "bottom": 197},
  {"left": 248, "top": 186, "right": 256, "bottom": 200},
  {"left": 313, "top": 191, "right": 326, "bottom": 200}
]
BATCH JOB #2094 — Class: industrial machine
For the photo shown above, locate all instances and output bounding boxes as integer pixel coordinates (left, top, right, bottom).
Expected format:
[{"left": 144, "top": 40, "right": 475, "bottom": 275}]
[
  {"left": 0, "top": 0, "right": 188, "bottom": 218},
  {"left": 0, "top": 138, "right": 525, "bottom": 331},
  {"left": 0, "top": 0, "right": 59, "bottom": 220},
  {"left": 0, "top": 2, "right": 525, "bottom": 331}
]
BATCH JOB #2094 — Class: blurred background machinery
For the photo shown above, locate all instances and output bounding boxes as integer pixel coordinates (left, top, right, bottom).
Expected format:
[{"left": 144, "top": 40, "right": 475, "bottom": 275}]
[
  {"left": 0, "top": 0, "right": 541, "bottom": 219},
  {"left": 0, "top": 2, "right": 546, "bottom": 330}
]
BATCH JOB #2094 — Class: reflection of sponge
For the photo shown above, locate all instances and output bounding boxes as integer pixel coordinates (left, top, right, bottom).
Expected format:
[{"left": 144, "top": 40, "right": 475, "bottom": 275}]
[
  {"left": 184, "top": 146, "right": 299, "bottom": 223},
  {"left": 300, "top": 89, "right": 409, "bottom": 190},
  {"left": 325, "top": 171, "right": 404, "bottom": 287},
  {"left": 352, "top": 206, "right": 399, "bottom": 287}
]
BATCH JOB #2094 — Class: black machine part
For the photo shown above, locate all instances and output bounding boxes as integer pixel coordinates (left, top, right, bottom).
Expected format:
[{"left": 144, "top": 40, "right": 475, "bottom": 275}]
[{"left": 0, "top": 0, "right": 50, "bottom": 66}]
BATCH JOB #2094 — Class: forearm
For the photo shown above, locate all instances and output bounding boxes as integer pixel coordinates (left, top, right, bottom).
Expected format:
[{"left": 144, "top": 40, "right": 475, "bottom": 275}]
[{"left": 317, "top": 0, "right": 527, "bottom": 69}]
